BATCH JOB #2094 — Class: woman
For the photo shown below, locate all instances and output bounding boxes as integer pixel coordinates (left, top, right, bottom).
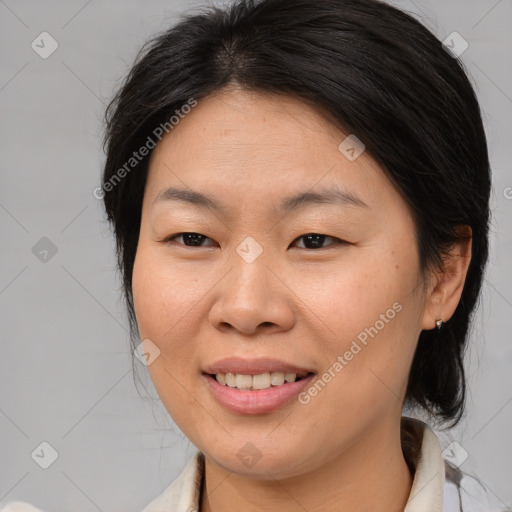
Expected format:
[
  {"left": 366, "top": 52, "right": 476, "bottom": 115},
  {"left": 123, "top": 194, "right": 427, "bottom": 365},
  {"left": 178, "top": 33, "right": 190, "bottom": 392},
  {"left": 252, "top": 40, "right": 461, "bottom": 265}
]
[
  {"left": 2, "top": 0, "right": 492, "bottom": 511},
  {"left": 102, "top": 0, "right": 492, "bottom": 510}
]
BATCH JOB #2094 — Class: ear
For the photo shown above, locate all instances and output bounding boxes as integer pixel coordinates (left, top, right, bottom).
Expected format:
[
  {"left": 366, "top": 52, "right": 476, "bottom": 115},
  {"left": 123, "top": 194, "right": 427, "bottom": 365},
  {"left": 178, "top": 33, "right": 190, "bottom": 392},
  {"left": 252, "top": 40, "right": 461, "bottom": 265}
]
[{"left": 421, "top": 225, "right": 472, "bottom": 331}]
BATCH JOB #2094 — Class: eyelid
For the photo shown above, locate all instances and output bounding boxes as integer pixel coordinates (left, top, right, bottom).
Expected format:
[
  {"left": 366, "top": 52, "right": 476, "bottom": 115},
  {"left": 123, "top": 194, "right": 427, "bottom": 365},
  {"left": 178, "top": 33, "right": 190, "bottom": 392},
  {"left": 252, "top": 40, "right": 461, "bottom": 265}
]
[
  {"left": 163, "top": 232, "right": 218, "bottom": 247},
  {"left": 292, "top": 234, "right": 342, "bottom": 249},
  {"left": 162, "top": 232, "right": 346, "bottom": 249}
]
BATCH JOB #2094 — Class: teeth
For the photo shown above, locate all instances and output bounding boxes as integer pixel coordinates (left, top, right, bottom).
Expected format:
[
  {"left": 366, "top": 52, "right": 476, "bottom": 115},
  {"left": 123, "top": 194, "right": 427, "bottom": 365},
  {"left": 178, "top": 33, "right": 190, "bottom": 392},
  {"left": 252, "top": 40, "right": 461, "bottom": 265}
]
[
  {"left": 214, "top": 372, "right": 301, "bottom": 390},
  {"left": 236, "top": 374, "right": 252, "bottom": 389}
]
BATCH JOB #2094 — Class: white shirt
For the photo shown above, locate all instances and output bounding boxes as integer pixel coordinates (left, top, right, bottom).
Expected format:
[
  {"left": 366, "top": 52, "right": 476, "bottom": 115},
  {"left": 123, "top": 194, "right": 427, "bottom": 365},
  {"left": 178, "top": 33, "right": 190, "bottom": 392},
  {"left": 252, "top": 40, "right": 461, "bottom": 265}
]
[{"left": 1, "top": 417, "right": 490, "bottom": 512}]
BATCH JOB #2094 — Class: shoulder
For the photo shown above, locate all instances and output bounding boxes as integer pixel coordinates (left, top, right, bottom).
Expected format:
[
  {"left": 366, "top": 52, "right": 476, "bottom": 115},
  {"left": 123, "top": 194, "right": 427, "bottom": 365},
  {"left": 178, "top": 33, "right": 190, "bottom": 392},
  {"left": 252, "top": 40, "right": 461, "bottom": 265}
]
[
  {"left": 401, "top": 417, "right": 492, "bottom": 512},
  {"left": 443, "top": 460, "right": 491, "bottom": 512},
  {"left": 1, "top": 452, "right": 204, "bottom": 512},
  {"left": 141, "top": 450, "right": 204, "bottom": 512}
]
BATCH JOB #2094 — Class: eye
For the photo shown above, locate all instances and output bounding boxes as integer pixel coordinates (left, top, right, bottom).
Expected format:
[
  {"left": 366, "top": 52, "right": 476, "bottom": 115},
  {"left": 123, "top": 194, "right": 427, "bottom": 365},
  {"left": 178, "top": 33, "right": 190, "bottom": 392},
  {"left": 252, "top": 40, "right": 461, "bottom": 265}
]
[
  {"left": 164, "top": 232, "right": 217, "bottom": 247},
  {"left": 162, "top": 232, "right": 344, "bottom": 250},
  {"left": 291, "top": 233, "right": 343, "bottom": 249}
]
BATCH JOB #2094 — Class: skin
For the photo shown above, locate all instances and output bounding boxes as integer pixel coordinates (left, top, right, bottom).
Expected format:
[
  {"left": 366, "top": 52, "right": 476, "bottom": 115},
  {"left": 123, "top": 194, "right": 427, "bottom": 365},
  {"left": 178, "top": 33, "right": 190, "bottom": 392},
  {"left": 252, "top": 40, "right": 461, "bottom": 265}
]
[{"left": 132, "top": 87, "right": 472, "bottom": 512}]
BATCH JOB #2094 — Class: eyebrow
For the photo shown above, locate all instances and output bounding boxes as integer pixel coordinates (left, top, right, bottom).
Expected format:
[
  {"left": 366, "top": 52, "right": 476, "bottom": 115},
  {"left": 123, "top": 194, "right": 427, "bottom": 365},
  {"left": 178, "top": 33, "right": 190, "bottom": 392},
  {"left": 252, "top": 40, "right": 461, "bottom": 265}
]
[{"left": 152, "top": 185, "right": 369, "bottom": 215}]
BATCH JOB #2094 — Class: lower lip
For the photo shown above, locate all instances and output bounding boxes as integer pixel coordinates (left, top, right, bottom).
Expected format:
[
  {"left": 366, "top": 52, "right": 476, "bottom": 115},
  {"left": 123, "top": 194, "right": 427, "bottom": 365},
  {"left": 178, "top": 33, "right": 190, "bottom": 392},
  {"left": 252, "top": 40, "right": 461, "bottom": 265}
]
[{"left": 202, "top": 372, "right": 316, "bottom": 415}]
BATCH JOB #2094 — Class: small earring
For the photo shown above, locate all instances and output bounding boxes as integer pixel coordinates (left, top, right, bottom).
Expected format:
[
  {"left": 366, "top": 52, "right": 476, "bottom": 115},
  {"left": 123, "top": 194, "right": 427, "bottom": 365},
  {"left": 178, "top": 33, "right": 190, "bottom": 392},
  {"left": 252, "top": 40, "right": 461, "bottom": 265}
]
[{"left": 435, "top": 319, "right": 444, "bottom": 330}]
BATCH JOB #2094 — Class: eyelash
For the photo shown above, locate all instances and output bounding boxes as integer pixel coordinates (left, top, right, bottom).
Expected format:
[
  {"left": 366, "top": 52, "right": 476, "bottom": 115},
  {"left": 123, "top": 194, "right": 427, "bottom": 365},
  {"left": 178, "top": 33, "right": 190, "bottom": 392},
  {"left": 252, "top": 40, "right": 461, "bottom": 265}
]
[{"left": 162, "top": 232, "right": 345, "bottom": 250}]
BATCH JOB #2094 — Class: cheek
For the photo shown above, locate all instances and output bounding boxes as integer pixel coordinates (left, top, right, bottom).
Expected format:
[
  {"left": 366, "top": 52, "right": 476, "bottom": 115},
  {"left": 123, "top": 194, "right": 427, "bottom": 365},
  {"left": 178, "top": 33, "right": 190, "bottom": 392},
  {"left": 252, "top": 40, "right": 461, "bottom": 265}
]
[
  {"left": 301, "top": 251, "right": 408, "bottom": 337},
  {"left": 305, "top": 249, "right": 421, "bottom": 396},
  {"left": 132, "top": 247, "right": 206, "bottom": 419},
  {"left": 132, "top": 246, "right": 205, "bottom": 340}
]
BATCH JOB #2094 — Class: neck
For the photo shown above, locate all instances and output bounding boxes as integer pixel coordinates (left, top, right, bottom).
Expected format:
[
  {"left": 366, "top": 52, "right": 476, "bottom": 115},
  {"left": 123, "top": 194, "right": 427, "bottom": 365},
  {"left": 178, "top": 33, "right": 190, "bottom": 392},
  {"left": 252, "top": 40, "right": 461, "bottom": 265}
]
[{"left": 200, "top": 418, "right": 414, "bottom": 512}]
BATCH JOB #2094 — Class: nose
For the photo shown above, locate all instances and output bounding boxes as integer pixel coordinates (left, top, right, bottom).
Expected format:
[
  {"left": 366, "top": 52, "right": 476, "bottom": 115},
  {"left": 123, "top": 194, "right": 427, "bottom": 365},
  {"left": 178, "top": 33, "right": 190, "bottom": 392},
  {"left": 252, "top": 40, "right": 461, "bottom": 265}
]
[{"left": 208, "top": 252, "right": 296, "bottom": 336}]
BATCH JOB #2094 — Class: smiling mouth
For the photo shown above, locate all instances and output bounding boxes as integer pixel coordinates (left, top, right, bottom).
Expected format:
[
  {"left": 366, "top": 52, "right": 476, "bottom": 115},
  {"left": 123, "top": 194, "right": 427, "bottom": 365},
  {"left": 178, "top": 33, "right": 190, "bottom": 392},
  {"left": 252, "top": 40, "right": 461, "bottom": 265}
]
[{"left": 205, "top": 371, "right": 315, "bottom": 391}]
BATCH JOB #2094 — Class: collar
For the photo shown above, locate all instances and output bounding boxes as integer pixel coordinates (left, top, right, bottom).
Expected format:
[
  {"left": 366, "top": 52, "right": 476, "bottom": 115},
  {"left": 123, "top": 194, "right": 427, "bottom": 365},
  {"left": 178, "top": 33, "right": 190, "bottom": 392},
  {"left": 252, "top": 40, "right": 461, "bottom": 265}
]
[{"left": 141, "top": 416, "right": 446, "bottom": 512}]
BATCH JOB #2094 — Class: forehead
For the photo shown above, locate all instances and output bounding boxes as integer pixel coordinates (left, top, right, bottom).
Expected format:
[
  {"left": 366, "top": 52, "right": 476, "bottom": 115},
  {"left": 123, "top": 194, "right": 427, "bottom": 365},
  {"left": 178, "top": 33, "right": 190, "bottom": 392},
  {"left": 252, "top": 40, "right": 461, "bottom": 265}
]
[{"left": 144, "top": 88, "right": 400, "bottom": 217}]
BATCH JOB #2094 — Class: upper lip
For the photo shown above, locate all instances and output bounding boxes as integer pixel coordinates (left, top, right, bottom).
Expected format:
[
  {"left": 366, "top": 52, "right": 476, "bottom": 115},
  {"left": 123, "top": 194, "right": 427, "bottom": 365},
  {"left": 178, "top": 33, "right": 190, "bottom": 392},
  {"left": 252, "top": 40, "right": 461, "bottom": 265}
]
[{"left": 202, "top": 357, "right": 315, "bottom": 377}]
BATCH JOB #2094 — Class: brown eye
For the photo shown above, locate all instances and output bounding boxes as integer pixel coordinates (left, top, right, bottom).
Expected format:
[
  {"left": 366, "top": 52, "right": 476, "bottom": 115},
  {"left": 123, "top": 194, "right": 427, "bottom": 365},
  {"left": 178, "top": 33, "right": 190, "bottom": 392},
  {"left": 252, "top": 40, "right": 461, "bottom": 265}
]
[
  {"left": 165, "top": 232, "right": 216, "bottom": 247},
  {"left": 292, "top": 233, "right": 343, "bottom": 249},
  {"left": 163, "top": 232, "right": 344, "bottom": 250}
]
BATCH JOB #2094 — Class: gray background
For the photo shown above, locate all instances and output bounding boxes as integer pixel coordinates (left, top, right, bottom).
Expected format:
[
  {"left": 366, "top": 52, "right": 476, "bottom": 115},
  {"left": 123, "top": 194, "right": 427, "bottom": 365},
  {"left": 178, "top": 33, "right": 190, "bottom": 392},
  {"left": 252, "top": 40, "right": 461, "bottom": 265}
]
[{"left": 1, "top": 0, "right": 511, "bottom": 510}]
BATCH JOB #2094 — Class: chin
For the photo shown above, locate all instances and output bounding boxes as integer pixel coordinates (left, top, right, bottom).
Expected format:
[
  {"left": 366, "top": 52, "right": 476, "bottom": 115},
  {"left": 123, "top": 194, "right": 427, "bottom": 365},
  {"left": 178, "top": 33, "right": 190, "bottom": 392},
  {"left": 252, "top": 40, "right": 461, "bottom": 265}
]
[{"left": 203, "top": 441, "right": 317, "bottom": 480}]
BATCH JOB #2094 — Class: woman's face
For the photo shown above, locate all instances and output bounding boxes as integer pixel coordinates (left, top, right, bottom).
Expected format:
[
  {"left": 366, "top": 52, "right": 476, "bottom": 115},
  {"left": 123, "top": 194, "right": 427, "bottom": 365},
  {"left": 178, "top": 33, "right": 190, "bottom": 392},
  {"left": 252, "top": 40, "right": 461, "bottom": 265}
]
[{"left": 132, "top": 88, "right": 433, "bottom": 478}]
